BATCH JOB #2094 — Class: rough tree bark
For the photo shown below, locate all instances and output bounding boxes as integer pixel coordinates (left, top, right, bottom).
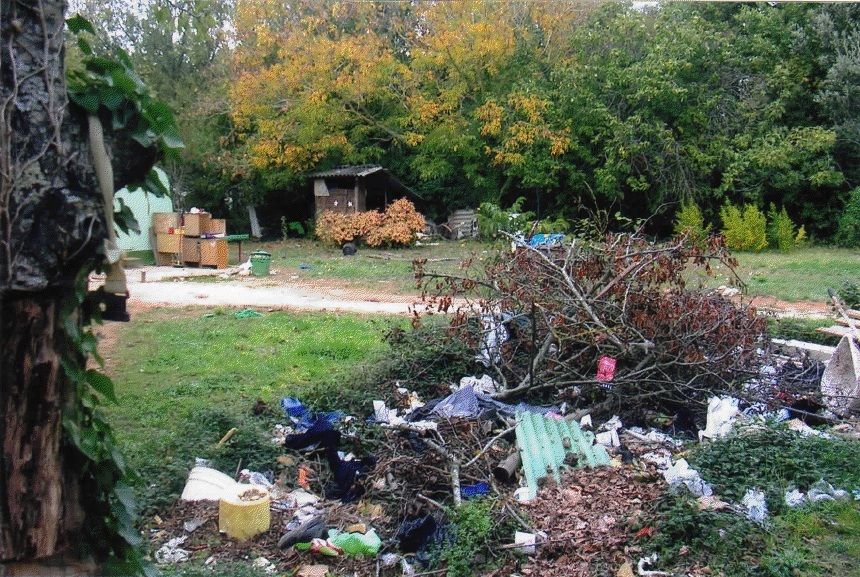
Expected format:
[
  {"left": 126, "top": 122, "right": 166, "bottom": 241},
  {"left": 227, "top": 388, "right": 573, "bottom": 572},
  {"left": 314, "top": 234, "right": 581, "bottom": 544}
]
[{"left": 0, "top": 0, "right": 153, "bottom": 569}]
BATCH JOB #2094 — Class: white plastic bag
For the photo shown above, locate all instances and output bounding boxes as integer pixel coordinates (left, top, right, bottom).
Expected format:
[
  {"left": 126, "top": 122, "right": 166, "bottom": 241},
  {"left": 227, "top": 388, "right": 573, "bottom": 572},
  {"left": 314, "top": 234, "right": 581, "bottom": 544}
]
[
  {"left": 663, "top": 459, "right": 713, "bottom": 497},
  {"left": 699, "top": 396, "right": 740, "bottom": 441}
]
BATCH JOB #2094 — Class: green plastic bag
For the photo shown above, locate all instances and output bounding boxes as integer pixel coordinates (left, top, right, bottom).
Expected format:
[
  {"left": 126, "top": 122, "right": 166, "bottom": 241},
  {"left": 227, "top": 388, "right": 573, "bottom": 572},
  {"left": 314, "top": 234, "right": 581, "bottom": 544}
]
[
  {"left": 234, "top": 308, "right": 263, "bottom": 319},
  {"left": 327, "top": 529, "right": 381, "bottom": 556}
]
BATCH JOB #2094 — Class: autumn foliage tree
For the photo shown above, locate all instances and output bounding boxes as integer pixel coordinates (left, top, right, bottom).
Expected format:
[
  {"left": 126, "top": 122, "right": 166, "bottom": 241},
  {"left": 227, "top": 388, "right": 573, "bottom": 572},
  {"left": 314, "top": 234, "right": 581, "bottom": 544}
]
[{"left": 223, "top": 1, "right": 860, "bottom": 237}]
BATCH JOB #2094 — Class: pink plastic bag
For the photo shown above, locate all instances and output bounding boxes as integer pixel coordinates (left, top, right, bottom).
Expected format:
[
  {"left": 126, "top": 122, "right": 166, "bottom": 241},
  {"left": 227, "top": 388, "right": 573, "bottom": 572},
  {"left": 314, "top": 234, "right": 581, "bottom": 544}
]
[{"left": 596, "top": 356, "right": 616, "bottom": 382}]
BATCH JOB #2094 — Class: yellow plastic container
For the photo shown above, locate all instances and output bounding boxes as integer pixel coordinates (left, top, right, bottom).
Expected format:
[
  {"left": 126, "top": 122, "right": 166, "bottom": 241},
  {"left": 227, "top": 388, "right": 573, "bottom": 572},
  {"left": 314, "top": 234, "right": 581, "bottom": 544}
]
[{"left": 218, "top": 487, "right": 271, "bottom": 541}]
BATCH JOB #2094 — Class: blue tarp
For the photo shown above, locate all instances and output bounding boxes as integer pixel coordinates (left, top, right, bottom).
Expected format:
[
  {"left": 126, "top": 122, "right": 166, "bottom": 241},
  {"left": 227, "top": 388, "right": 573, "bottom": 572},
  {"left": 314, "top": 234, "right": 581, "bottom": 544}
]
[{"left": 527, "top": 233, "right": 565, "bottom": 247}]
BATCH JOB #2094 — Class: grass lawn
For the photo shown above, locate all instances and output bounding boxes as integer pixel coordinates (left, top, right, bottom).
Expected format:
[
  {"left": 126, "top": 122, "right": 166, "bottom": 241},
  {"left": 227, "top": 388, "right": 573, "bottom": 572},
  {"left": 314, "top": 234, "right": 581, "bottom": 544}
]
[
  {"left": 692, "top": 247, "right": 860, "bottom": 302},
  {"left": 201, "top": 238, "right": 497, "bottom": 294},
  {"left": 763, "top": 501, "right": 860, "bottom": 577},
  {"left": 102, "top": 308, "right": 395, "bottom": 513},
  {"left": 175, "top": 238, "right": 860, "bottom": 304}
]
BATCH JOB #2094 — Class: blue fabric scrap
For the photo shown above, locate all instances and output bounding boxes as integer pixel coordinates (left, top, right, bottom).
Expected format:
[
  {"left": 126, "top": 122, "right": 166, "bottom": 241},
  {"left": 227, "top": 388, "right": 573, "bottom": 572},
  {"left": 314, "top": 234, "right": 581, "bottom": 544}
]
[
  {"left": 528, "top": 233, "right": 565, "bottom": 248},
  {"left": 460, "top": 482, "right": 490, "bottom": 499}
]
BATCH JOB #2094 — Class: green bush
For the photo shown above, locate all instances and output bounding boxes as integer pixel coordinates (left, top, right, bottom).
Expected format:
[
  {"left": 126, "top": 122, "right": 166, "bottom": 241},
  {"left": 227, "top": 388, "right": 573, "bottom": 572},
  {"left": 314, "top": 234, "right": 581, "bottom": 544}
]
[
  {"left": 720, "top": 202, "right": 768, "bottom": 252},
  {"left": 767, "top": 317, "right": 839, "bottom": 346},
  {"left": 838, "top": 280, "right": 860, "bottom": 309},
  {"left": 377, "top": 322, "right": 477, "bottom": 399},
  {"left": 534, "top": 214, "right": 570, "bottom": 234},
  {"left": 476, "top": 197, "right": 534, "bottom": 240},
  {"left": 673, "top": 200, "right": 711, "bottom": 246},
  {"left": 767, "top": 204, "right": 799, "bottom": 252},
  {"left": 646, "top": 494, "right": 766, "bottom": 576},
  {"left": 688, "top": 424, "right": 860, "bottom": 515},
  {"left": 834, "top": 187, "right": 860, "bottom": 248},
  {"left": 442, "top": 500, "right": 496, "bottom": 577},
  {"left": 280, "top": 216, "right": 305, "bottom": 240}
]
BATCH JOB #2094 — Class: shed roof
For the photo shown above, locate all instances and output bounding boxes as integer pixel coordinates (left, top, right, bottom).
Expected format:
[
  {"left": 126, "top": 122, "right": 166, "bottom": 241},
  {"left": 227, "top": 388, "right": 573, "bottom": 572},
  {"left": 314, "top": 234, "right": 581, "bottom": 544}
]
[{"left": 308, "top": 164, "right": 384, "bottom": 178}]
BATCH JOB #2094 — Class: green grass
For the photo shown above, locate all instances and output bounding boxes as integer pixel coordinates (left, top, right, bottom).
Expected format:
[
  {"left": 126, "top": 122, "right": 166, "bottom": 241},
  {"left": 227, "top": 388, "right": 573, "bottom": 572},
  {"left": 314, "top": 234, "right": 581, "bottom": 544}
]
[
  {"left": 181, "top": 239, "right": 859, "bottom": 304},
  {"left": 103, "top": 308, "right": 395, "bottom": 513},
  {"left": 234, "top": 238, "right": 498, "bottom": 294},
  {"left": 761, "top": 501, "right": 860, "bottom": 577},
  {"left": 124, "top": 249, "right": 156, "bottom": 266},
  {"left": 692, "top": 247, "right": 860, "bottom": 303},
  {"left": 767, "top": 317, "right": 840, "bottom": 346}
]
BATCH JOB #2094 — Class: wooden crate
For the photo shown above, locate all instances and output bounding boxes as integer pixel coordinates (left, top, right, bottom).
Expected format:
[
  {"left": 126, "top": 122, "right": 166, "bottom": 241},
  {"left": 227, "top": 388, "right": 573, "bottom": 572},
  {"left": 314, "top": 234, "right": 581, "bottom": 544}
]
[
  {"left": 182, "top": 237, "right": 200, "bottom": 263},
  {"left": 155, "top": 251, "right": 178, "bottom": 266},
  {"left": 200, "top": 239, "right": 228, "bottom": 268},
  {"left": 204, "top": 218, "right": 226, "bottom": 236},
  {"left": 156, "top": 232, "right": 181, "bottom": 253},
  {"left": 153, "top": 212, "right": 179, "bottom": 234},
  {"left": 183, "top": 212, "right": 210, "bottom": 237}
]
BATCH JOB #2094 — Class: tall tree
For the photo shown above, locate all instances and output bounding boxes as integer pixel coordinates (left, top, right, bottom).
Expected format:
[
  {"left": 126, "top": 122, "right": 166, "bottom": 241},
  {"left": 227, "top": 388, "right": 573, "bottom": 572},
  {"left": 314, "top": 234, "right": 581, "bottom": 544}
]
[{"left": 1, "top": 2, "right": 160, "bottom": 571}]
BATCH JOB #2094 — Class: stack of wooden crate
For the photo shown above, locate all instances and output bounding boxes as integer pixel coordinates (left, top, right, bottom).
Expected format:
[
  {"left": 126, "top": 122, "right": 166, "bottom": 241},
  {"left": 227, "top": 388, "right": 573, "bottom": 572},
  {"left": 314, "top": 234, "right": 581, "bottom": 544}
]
[{"left": 153, "top": 212, "right": 229, "bottom": 268}]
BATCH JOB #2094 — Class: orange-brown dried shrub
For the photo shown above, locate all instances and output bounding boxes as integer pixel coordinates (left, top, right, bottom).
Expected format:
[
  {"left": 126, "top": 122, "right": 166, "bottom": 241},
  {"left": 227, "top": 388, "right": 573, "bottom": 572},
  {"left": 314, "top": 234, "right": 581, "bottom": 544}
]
[
  {"left": 366, "top": 199, "right": 426, "bottom": 247},
  {"left": 315, "top": 211, "right": 356, "bottom": 245},
  {"left": 317, "top": 199, "right": 426, "bottom": 248}
]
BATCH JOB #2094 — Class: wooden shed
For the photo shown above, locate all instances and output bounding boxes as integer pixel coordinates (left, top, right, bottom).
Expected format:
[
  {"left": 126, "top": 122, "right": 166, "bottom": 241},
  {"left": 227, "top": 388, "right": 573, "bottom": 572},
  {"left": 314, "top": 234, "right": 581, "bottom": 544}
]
[{"left": 309, "top": 164, "right": 411, "bottom": 216}]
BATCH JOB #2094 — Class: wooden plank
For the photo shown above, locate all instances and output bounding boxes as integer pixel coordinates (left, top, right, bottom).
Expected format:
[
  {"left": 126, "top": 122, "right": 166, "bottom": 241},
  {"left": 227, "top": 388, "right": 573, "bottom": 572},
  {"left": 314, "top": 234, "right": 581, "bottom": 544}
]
[
  {"left": 848, "top": 309, "right": 860, "bottom": 321},
  {"left": 817, "top": 325, "right": 857, "bottom": 338},
  {"left": 771, "top": 338, "right": 836, "bottom": 362}
]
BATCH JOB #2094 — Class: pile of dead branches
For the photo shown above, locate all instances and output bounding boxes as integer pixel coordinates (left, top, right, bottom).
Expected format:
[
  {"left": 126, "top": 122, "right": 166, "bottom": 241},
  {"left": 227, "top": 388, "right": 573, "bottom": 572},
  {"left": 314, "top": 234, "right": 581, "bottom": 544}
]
[{"left": 415, "top": 233, "right": 769, "bottom": 419}]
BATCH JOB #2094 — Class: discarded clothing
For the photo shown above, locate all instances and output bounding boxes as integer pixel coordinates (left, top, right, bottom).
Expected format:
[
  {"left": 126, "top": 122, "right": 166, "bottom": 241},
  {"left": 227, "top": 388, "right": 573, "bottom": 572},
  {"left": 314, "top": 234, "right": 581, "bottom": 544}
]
[
  {"left": 280, "top": 397, "right": 345, "bottom": 431},
  {"left": 410, "top": 385, "right": 557, "bottom": 421},
  {"left": 279, "top": 516, "right": 327, "bottom": 549},
  {"left": 325, "top": 450, "right": 376, "bottom": 503},
  {"left": 373, "top": 400, "right": 437, "bottom": 432},
  {"left": 396, "top": 515, "right": 447, "bottom": 556},
  {"left": 283, "top": 420, "right": 375, "bottom": 503},
  {"left": 456, "top": 374, "right": 499, "bottom": 395},
  {"left": 283, "top": 421, "right": 340, "bottom": 452}
]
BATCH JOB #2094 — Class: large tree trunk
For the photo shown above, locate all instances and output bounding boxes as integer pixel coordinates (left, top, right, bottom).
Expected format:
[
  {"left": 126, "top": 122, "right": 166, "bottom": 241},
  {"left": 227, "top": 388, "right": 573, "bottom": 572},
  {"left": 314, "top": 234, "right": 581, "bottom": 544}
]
[
  {"left": 0, "top": 292, "right": 85, "bottom": 562},
  {"left": 0, "top": 0, "right": 100, "bottom": 566},
  {"left": 1, "top": 0, "right": 158, "bottom": 567}
]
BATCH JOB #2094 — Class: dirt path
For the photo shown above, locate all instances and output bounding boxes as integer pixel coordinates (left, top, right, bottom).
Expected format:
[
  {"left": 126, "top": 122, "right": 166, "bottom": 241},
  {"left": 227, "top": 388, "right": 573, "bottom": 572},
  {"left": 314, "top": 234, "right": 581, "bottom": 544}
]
[
  {"left": 92, "top": 265, "right": 838, "bottom": 318},
  {"left": 743, "top": 295, "right": 831, "bottom": 318},
  {"left": 93, "top": 266, "right": 426, "bottom": 315}
]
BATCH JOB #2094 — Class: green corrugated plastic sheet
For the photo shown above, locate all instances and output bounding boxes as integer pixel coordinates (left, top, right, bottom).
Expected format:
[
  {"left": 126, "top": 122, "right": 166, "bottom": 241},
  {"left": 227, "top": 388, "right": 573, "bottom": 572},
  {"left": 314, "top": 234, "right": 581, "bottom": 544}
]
[{"left": 515, "top": 411, "right": 611, "bottom": 500}]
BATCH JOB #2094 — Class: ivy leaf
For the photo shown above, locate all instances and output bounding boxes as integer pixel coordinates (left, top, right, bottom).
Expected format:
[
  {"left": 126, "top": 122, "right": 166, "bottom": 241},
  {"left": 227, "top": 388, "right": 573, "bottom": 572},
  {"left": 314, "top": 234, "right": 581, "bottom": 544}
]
[
  {"left": 110, "top": 105, "right": 135, "bottom": 131},
  {"left": 70, "top": 91, "right": 100, "bottom": 114},
  {"left": 130, "top": 127, "right": 157, "bottom": 148},
  {"left": 66, "top": 14, "right": 95, "bottom": 35},
  {"left": 114, "top": 481, "right": 137, "bottom": 513},
  {"left": 143, "top": 168, "right": 171, "bottom": 197},
  {"left": 115, "top": 47, "right": 134, "bottom": 70},
  {"left": 110, "top": 68, "right": 142, "bottom": 96},
  {"left": 114, "top": 197, "right": 140, "bottom": 235},
  {"left": 99, "top": 87, "right": 125, "bottom": 111},
  {"left": 160, "top": 129, "right": 185, "bottom": 151},
  {"left": 77, "top": 36, "right": 93, "bottom": 56},
  {"left": 85, "top": 369, "right": 118, "bottom": 404}
]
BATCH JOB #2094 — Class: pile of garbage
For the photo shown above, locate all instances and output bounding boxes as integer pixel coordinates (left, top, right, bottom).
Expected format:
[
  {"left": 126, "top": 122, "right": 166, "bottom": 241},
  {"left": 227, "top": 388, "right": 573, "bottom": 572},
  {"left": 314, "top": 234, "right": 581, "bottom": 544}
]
[
  {"left": 150, "top": 367, "right": 858, "bottom": 577},
  {"left": 150, "top": 236, "right": 860, "bottom": 575}
]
